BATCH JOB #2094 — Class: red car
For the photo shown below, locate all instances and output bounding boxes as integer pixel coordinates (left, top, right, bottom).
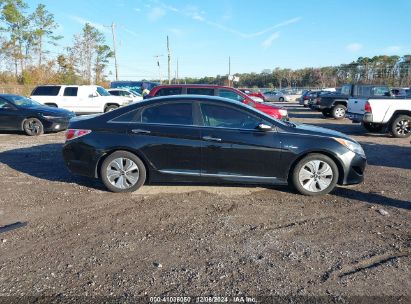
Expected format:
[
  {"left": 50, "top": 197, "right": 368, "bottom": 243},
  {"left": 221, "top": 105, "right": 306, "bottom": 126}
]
[
  {"left": 239, "top": 89, "right": 266, "bottom": 102},
  {"left": 147, "top": 85, "right": 287, "bottom": 120}
]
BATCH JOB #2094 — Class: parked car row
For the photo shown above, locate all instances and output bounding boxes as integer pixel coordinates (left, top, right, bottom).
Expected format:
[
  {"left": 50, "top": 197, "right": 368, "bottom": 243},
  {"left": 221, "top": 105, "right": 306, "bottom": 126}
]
[{"left": 302, "top": 83, "right": 411, "bottom": 138}]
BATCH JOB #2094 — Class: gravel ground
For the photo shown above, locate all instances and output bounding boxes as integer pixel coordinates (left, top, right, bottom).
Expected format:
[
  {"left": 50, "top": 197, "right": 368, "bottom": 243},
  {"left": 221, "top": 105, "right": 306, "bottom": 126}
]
[{"left": 0, "top": 103, "right": 410, "bottom": 300}]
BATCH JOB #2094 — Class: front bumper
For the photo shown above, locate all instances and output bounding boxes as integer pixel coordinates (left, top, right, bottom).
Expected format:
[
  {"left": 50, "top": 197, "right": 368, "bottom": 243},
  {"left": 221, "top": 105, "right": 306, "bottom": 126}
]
[
  {"left": 340, "top": 151, "right": 367, "bottom": 185},
  {"left": 346, "top": 112, "right": 373, "bottom": 123},
  {"left": 43, "top": 119, "right": 71, "bottom": 132}
]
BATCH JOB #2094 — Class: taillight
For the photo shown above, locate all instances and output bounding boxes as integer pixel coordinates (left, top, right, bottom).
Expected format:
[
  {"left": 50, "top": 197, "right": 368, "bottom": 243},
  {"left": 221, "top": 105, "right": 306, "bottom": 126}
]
[
  {"left": 316, "top": 97, "right": 321, "bottom": 104},
  {"left": 364, "top": 101, "right": 372, "bottom": 113},
  {"left": 65, "top": 129, "right": 92, "bottom": 141},
  {"left": 303, "top": 96, "right": 309, "bottom": 100}
]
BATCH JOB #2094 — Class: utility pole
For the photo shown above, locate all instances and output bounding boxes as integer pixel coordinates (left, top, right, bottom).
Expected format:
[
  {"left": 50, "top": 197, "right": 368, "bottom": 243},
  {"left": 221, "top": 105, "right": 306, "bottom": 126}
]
[
  {"left": 176, "top": 58, "right": 179, "bottom": 84},
  {"left": 111, "top": 22, "right": 119, "bottom": 81},
  {"left": 154, "top": 54, "right": 163, "bottom": 84},
  {"left": 167, "top": 36, "right": 171, "bottom": 84},
  {"left": 228, "top": 56, "right": 231, "bottom": 87}
]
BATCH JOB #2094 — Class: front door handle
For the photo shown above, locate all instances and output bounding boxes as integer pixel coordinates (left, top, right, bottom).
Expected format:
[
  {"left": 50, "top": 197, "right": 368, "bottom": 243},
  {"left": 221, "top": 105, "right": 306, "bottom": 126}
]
[
  {"left": 202, "top": 136, "right": 222, "bottom": 142},
  {"left": 131, "top": 129, "right": 151, "bottom": 134}
]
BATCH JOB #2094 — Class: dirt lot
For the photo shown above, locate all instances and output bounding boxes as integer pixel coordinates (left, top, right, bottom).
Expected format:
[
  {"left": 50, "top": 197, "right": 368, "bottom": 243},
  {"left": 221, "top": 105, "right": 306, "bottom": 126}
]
[{"left": 0, "top": 103, "right": 410, "bottom": 300}]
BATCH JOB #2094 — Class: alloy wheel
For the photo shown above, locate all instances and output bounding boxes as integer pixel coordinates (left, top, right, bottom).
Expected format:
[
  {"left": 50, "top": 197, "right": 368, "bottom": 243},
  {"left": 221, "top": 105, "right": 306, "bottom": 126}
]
[
  {"left": 25, "top": 119, "right": 42, "bottom": 135},
  {"left": 298, "top": 160, "right": 334, "bottom": 193},
  {"left": 395, "top": 119, "right": 410, "bottom": 136},
  {"left": 334, "top": 107, "right": 345, "bottom": 118},
  {"left": 106, "top": 157, "right": 140, "bottom": 190}
]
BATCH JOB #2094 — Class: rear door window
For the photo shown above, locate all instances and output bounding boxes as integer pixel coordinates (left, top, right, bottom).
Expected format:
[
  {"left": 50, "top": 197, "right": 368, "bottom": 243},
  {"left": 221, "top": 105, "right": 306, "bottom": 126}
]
[
  {"left": 109, "top": 90, "right": 120, "bottom": 96},
  {"left": 200, "top": 103, "right": 261, "bottom": 130},
  {"left": 31, "top": 86, "right": 61, "bottom": 96},
  {"left": 154, "top": 88, "right": 182, "bottom": 97},
  {"left": 63, "top": 87, "right": 78, "bottom": 97},
  {"left": 187, "top": 88, "right": 215, "bottom": 96},
  {"left": 141, "top": 102, "right": 193, "bottom": 125}
]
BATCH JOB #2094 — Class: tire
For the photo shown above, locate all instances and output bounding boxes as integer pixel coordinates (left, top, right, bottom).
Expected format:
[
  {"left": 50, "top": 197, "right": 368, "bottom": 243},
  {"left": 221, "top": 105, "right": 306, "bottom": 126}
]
[
  {"left": 45, "top": 103, "right": 57, "bottom": 107},
  {"left": 362, "top": 122, "right": 384, "bottom": 133},
  {"left": 291, "top": 153, "right": 339, "bottom": 196},
  {"left": 322, "top": 110, "right": 332, "bottom": 117},
  {"left": 279, "top": 97, "right": 284, "bottom": 102},
  {"left": 23, "top": 118, "right": 44, "bottom": 136},
  {"left": 390, "top": 115, "right": 411, "bottom": 138},
  {"left": 100, "top": 151, "right": 146, "bottom": 193},
  {"left": 331, "top": 104, "right": 347, "bottom": 120},
  {"left": 104, "top": 105, "right": 118, "bottom": 112}
]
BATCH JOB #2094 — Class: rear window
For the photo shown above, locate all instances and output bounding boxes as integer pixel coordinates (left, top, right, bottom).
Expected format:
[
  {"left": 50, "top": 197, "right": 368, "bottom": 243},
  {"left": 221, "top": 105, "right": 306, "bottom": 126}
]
[
  {"left": 142, "top": 103, "right": 192, "bottom": 125},
  {"left": 31, "top": 86, "right": 61, "bottom": 96},
  {"left": 63, "top": 87, "right": 78, "bottom": 97},
  {"left": 154, "top": 87, "right": 182, "bottom": 97},
  {"left": 187, "top": 88, "right": 214, "bottom": 96},
  {"left": 371, "top": 86, "right": 390, "bottom": 97}
]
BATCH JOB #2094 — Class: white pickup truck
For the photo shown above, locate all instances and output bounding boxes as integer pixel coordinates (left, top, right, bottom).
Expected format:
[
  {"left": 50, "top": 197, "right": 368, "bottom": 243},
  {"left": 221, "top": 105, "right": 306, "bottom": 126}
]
[
  {"left": 30, "top": 85, "right": 130, "bottom": 114},
  {"left": 347, "top": 88, "right": 411, "bottom": 138}
]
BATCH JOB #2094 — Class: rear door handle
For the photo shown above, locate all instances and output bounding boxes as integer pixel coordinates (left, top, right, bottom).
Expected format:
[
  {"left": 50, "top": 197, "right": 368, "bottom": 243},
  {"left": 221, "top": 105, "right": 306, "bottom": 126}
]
[
  {"left": 202, "top": 136, "right": 222, "bottom": 142},
  {"left": 131, "top": 129, "right": 151, "bottom": 134}
]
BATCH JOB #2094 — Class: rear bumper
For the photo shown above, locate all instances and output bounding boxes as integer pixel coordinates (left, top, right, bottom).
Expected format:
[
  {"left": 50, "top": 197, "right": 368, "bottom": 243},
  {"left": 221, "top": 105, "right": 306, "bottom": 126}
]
[
  {"left": 62, "top": 141, "right": 101, "bottom": 178},
  {"left": 346, "top": 112, "right": 373, "bottom": 123}
]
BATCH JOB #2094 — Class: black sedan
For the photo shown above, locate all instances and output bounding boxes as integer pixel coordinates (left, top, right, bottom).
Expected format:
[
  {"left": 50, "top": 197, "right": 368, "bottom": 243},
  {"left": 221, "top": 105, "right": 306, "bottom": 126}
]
[
  {"left": 62, "top": 95, "right": 366, "bottom": 196},
  {"left": 0, "top": 94, "right": 75, "bottom": 136}
]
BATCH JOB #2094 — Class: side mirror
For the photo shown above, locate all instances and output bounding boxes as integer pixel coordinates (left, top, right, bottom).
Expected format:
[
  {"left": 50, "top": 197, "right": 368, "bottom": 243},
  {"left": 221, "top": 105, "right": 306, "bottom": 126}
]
[{"left": 257, "top": 123, "right": 273, "bottom": 131}]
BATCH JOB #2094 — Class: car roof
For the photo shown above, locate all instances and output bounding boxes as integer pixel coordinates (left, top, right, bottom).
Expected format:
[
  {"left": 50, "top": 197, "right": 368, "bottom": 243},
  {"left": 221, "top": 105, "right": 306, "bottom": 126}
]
[
  {"left": 140, "top": 94, "right": 248, "bottom": 107},
  {"left": 152, "top": 84, "right": 235, "bottom": 90}
]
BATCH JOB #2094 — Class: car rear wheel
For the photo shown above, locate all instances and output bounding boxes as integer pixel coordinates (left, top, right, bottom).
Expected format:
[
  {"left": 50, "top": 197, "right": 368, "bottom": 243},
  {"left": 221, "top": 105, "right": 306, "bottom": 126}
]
[
  {"left": 331, "top": 105, "right": 346, "bottom": 120},
  {"left": 100, "top": 151, "right": 146, "bottom": 193},
  {"left": 362, "top": 122, "right": 384, "bottom": 133},
  {"left": 390, "top": 115, "right": 411, "bottom": 138},
  {"left": 291, "top": 154, "right": 339, "bottom": 196},
  {"left": 279, "top": 97, "right": 284, "bottom": 102},
  {"left": 23, "top": 118, "right": 44, "bottom": 136}
]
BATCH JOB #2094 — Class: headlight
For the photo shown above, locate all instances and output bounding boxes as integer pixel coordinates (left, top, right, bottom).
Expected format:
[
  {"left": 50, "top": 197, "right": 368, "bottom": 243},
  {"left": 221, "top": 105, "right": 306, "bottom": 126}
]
[
  {"left": 333, "top": 137, "right": 365, "bottom": 157},
  {"left": 42, "top": 115, "right": 64, "bottom": 120},
  {"left": 279, "top": 109, "right": 288, "bottom": 117}
]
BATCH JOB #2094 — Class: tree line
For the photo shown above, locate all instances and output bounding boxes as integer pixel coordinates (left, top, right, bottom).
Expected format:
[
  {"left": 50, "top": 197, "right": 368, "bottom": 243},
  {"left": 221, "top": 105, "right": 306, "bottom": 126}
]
[
  {"left": 182, "top": 55, "right": 411, "bottom": 89},
  {"left": 1, "top": 0, "right": 410, "bottom": 89},
  {"left": 0, "top": 0, "right": 113, "bottom": 85}
]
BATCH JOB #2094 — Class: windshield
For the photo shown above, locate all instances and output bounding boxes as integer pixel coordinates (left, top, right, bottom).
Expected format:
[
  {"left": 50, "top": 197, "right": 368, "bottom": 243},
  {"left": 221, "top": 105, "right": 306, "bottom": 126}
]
[
  {"left": 5, "top": 95, "right": 42, "bottom": 107},
  {"left": 97, "top": 87, "right": 111, "bottom": 96}
]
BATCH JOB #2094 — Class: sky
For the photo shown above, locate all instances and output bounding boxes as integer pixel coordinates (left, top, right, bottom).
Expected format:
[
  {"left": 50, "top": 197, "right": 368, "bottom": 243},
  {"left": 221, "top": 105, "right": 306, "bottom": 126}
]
[{"left": 25, "top": 0, "right": 411, "bottom": 81}]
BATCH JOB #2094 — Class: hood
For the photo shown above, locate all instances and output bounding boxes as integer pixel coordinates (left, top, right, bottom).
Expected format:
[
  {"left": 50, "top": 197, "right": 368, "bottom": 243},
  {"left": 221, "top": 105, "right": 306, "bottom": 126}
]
[
  {"left": 255, "top": 102, "right": 282, "bottom": 110},
  {"left": 29, "top": 105, "right": 74, "bottom": 117},
  {"left": 293, "top": 123, "right": 354, "bottom": 142}
]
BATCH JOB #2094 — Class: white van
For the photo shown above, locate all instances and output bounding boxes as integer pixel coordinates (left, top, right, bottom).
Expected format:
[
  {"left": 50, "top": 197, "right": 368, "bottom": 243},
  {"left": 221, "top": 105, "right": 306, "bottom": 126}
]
[{"left": 30, "top": 85, "right": 130, "bottom": 114}]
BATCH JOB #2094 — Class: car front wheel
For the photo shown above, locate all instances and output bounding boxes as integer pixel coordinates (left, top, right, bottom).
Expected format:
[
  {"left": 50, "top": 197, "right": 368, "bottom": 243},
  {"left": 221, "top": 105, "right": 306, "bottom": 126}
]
[
  {"left": 104, "top": 105, "right": 118, "bottom": 112},
  {"left": 23, "top": 118, "right": 44, "bottom": 136},
  {"left": 291, "top": 154, "right": 339, "bottom": 196},
  {"left": 100, "top": 151, "right": 146, "bottom": 192}
]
